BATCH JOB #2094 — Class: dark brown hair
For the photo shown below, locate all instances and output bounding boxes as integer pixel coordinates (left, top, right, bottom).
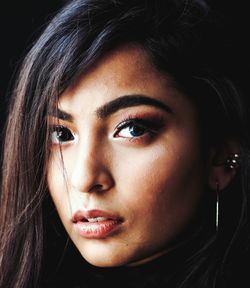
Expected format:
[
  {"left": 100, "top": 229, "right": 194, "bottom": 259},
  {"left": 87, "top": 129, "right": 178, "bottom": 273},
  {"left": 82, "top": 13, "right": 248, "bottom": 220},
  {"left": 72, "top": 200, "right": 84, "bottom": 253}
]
[{"left": 0, "top": 0, "right": 249, "bottom": 287}]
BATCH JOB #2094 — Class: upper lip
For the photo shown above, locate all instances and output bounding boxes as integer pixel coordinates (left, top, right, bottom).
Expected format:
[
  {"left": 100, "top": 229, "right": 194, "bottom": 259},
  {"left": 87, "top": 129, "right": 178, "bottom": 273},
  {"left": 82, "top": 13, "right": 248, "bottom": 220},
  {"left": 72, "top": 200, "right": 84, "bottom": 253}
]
[{"left": 72, "top": 209, "right": 122, "bottom": 223}]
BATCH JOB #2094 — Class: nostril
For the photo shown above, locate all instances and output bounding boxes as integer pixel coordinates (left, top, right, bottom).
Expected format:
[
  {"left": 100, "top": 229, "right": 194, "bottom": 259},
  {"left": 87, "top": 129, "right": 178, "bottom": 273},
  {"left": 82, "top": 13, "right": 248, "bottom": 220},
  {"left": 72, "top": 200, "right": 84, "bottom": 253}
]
[
  {"left": 89, "top": 183, "right": 104, "bottom": 193},
  {"left": 71, "top": 169, "right": 114, "bottom": 193}
]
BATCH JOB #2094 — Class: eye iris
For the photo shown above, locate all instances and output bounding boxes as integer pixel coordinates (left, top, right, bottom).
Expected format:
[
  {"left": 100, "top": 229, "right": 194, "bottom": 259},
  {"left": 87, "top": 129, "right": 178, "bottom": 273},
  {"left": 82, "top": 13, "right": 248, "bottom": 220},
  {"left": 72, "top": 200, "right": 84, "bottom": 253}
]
[
  {"left": 56, "top": 127, "right": 73, "bottom": 142},
  {"left": 129, "top": 125, "right": 145, "bottom": 137}
]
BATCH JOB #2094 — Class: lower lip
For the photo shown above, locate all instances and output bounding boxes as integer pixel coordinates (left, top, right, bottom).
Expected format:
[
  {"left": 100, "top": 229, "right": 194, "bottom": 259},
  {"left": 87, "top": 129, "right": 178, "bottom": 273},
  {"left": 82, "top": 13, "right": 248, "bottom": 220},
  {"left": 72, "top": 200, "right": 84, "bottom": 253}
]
[{"left": 74, "top": 219, "right": 122, "bottom": 239}]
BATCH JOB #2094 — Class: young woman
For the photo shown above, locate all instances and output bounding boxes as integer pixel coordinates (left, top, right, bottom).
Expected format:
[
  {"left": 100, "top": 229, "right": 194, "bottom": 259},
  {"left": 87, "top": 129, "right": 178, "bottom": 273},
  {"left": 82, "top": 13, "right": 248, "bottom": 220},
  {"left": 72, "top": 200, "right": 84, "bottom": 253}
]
[{"left": 0, "top": 0, "right": 249, "bottom": 287}]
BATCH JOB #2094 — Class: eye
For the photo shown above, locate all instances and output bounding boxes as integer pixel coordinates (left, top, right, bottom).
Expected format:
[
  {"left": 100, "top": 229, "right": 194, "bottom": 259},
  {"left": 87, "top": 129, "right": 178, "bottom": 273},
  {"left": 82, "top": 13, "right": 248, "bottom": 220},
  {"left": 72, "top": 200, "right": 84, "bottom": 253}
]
[
  {"left": 114, "top": 118, "right": 163, "bottom": 141},
  {"left": 115, "top": 123, "right": 146, "bottom": 138},
  {"left": 50, "top": 125, "right": 74, "bottom": 144}
]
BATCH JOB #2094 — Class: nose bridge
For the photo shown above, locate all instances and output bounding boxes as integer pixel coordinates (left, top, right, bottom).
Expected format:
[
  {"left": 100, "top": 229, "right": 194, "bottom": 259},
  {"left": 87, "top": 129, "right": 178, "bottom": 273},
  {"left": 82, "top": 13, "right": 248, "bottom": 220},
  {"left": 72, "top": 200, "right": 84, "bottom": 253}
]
[{"left": 70, "top": 133, "right": 112, "bottom": 193}]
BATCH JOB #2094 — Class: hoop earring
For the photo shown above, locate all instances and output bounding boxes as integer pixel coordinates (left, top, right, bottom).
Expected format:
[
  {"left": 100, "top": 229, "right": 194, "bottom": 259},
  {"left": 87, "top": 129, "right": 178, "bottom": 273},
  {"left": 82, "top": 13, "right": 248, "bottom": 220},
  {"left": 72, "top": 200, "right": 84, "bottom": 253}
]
[
  {"left": 215, "top": 181, "right": 220, "bottom": 232},
  {"left": 214, "top": 154, "right": 240, "bottom": 232}
]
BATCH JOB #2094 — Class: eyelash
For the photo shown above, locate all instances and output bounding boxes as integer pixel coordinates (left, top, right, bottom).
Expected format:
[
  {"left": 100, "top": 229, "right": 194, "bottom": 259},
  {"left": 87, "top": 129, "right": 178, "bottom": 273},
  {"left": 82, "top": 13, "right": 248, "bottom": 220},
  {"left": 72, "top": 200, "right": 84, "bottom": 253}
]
[
  {"left": 49, "top": 116, "right": 164, "bottom": 145},
  {"left": 113, "top": 116, "right": 164, "bottom": 142},
  {"left": 50, "top": 125, "right": 75, "bottom": 145}
]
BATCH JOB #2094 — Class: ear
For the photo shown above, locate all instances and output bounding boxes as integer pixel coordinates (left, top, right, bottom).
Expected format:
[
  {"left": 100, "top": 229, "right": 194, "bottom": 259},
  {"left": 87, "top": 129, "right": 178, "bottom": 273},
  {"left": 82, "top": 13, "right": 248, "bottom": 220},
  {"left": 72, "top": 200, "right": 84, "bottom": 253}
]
[{"left": 208, "top": 141, "right": 240, "bottom": 191}]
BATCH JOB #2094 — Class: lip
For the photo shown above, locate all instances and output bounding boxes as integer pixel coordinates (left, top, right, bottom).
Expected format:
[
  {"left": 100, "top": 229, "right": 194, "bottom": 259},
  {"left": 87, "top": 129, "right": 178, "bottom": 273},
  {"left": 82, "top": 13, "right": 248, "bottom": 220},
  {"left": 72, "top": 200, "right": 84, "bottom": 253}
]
[{"left": 72, "top": 209, "right": 124, "bottom": 239}]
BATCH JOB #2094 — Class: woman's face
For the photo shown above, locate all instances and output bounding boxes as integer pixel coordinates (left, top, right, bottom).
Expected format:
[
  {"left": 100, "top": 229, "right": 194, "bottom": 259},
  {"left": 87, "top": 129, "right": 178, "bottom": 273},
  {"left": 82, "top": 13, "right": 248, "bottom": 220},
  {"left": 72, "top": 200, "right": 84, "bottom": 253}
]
[{"left": 47, "top": 44, "right": 207, "bottom": 267}]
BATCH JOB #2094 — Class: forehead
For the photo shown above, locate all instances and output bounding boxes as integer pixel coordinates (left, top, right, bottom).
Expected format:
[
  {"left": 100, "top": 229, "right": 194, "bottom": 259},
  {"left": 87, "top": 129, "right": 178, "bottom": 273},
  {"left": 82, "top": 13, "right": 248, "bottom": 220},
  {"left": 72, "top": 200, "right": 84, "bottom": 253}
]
[
  {"left": 60, "top": 44, "right": 173, "bottom": 102},
  {"left": 57, "top": 43, "right": 198, "bottom": 127}
]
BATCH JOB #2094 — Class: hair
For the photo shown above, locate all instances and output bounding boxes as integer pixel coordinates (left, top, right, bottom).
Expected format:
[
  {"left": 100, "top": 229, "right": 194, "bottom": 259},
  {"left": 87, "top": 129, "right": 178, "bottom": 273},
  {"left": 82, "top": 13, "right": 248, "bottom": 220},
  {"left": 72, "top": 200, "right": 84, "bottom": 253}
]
[{"left": 0, "top": 0, "right": 249, "bottom": 287}]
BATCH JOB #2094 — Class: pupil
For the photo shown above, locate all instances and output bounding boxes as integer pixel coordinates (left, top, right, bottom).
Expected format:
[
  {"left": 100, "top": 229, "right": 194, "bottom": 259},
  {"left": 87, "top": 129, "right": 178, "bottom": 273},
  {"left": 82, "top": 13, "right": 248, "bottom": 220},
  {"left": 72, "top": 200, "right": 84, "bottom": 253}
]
[
  {"left": 129, "top": 125, "right": 144, "bottom": 137},
  {"left": 56, "top": 127, "right": 72, "bottom": 141}
]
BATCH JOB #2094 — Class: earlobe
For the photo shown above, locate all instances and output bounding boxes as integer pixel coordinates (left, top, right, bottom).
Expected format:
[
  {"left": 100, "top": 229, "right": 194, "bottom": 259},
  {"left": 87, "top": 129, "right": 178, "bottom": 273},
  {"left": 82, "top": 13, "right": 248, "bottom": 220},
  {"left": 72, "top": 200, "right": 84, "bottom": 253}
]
[{"left": 208, "top": 150, "right": 240, "bottom": 191}]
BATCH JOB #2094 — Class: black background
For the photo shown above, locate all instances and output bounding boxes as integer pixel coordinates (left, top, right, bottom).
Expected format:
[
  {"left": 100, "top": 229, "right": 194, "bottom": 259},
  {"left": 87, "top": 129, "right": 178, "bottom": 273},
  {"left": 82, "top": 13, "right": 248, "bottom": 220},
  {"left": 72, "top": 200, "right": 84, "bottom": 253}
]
[
  {"left": 0, "top": 1, "right": 64, "bottom": 129},
  {"left": 0, "top": 0, "right": 249, "bottom": 129}
]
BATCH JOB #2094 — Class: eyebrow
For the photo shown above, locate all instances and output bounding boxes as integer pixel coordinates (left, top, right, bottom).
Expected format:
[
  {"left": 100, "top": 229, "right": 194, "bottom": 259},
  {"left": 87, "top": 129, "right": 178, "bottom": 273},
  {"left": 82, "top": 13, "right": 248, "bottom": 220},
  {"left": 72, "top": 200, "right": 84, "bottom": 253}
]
[
  {"left": 49, "top": 108, "right": 74, "bottom": 122},
  {"left": 96, "top": 94, "right": 173, "bottom": 119},
  {"left": 51, "top": 94, "right": 173, "bottom": 122}
]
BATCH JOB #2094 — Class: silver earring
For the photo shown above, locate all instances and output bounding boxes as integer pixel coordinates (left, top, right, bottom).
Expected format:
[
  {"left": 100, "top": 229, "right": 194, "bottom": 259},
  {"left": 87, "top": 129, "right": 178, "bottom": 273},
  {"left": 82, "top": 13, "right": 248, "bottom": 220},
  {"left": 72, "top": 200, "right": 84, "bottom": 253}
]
[
  {"left": 225, "top": 153, "right": 240, "bottom": 169},
  {"left": 214, "top": 154, "right": 240, "bottom": 231},
  {"left": 215, "top": 181, "right": 219, "bottom": 232}
]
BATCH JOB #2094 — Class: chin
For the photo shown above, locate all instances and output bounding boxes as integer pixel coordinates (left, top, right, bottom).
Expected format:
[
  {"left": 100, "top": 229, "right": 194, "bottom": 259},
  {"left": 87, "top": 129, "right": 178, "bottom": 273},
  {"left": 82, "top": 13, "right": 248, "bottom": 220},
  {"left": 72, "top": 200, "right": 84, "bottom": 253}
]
[
  {"left": 81, "top": 253, "right": 129, "bottom": 268},
  {"left": 76, "top": 244, "right": 134, "bottom": 268}
]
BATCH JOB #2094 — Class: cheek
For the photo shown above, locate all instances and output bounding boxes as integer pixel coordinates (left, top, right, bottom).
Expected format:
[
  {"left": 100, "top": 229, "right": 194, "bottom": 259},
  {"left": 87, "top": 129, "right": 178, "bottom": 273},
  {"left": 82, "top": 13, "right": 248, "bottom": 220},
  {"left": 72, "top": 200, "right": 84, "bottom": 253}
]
[
  {"left": 47, "top": 155, "right": 71, "bottom": 221},
  {"left": 113, "top": 133, "right": 204, "bottom": 230}
]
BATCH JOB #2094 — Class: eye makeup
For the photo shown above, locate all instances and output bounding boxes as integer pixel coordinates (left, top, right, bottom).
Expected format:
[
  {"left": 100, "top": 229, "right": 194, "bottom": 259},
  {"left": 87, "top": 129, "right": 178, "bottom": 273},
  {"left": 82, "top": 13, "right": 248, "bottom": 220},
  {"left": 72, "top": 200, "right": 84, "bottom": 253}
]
[
  {"left": 113, "top": 113, "right": 166, "bottom": 144},
  {"left": 50, "top": 125, "right": 75, "bottom": 144},
  {"left": 48, "top": 108, "right": 167, "bottom": 147}
]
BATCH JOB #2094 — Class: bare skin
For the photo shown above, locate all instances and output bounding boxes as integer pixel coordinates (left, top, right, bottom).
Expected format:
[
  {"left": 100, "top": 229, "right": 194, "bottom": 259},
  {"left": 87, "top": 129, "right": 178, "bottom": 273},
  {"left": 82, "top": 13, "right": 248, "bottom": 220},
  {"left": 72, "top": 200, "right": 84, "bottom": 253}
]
[{"left": 47, "top": 44, "right": 207, "bottom": 267}]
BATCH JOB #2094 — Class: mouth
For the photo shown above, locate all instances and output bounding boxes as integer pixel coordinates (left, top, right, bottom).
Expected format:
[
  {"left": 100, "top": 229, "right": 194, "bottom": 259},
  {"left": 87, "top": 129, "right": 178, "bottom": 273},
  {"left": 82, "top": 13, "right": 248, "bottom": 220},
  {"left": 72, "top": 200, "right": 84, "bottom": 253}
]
[
  {"left": 72, "top": 209, "right": 123, "bottom": 239},
  {"left": 84, "top": 217, "right": 111, "bottom": 223}
]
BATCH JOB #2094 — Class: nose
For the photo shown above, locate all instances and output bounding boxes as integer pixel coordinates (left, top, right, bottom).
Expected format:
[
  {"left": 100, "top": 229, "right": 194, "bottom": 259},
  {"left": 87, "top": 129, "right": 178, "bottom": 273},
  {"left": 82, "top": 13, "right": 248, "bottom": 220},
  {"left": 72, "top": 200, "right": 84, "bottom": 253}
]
[{"left": 70, "top": 143, "right": 114, "bottom": 194}]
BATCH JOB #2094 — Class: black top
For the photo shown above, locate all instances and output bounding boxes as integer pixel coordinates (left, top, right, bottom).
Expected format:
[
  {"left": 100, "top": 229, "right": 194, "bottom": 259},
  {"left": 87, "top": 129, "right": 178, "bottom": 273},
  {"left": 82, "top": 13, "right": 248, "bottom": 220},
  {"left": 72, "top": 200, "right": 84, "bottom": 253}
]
[
  {"left": 42, "top": 249, "right": 184, "bottom": 288},
  {"left": 41, "top": 229, "right": 211, "bottom": 288},
  {"left": 41, "top": 221, "right": 250, "bottom": 288}
]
